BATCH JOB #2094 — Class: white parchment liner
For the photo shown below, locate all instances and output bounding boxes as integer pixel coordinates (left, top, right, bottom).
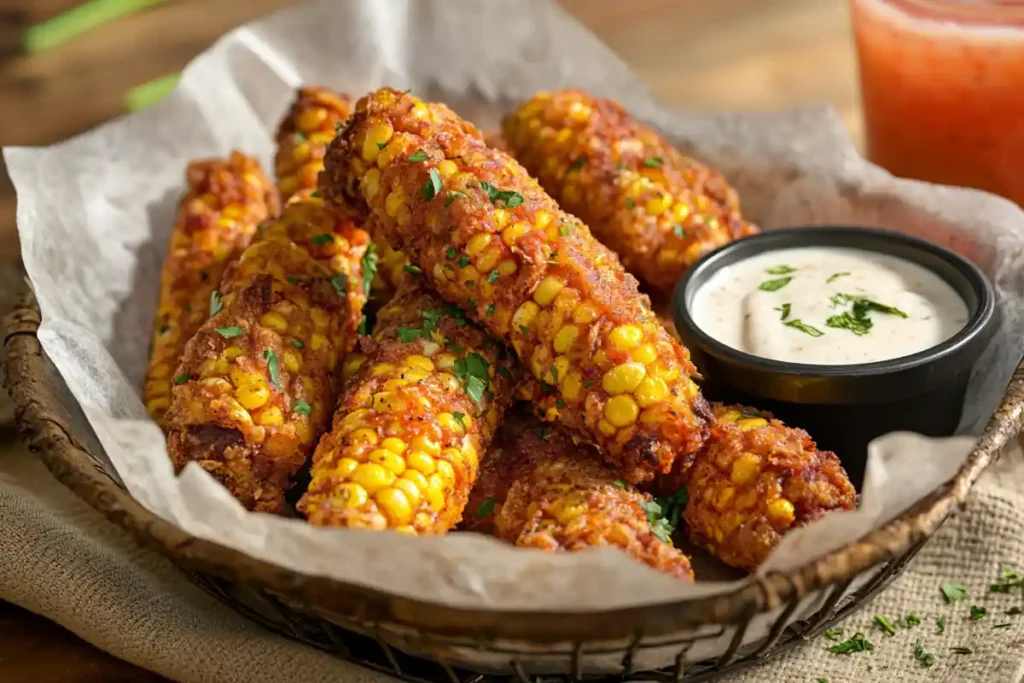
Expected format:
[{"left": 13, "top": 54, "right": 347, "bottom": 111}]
[{"left": 6, "top": 0, "right": 1024, "bottom": 611}]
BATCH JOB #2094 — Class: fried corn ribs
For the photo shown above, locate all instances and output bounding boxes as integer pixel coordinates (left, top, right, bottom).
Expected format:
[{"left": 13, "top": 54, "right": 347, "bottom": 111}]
[
  {"left": 299, "top": 282, "right": 521, "bottom": 533},
  {"left": 165, "top": 196, "right": 371, "bottom": 513},
  {"left": 463, "top": 415, "right": 694, "bottom": 581},
  {"left": 274, "top": 86, "right": 353, "bottom": 201},
  {"left": 144, "top": 151, "right": 279, "bottom": 429},
  {"left": 321, "top": 87, "right": 711, "bottom": 484},
  {"left": 502, "top": 90, "right": 758, "bottom": 295},
  {"left": 665, "top": 404, "right": 857, "bottom": 571}
]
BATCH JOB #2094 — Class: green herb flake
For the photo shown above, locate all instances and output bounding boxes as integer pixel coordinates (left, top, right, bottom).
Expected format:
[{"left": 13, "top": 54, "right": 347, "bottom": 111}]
[
  {"left": 826, "top": 311, "right": 873, "bottom": 336},
  {"left": 559, "top": 225, "right": 570, "bottom": 237},
  {"left": 445, "top": 191, "right": 468, "bottom": 207},
  {"left": 376, "top": 141, "right": 388, "bottom": 150},
  {"left": 568, "top": 158, "right": 585, "bottom": 172},
  {"left": 289, "top": 339, "right": 304, "bottom": 349},
  {"left": 643, "top": 156, "right": 664, "bottom": 168},
  {"left": 446, "top": 247, "right": 458, "bottom": 260},
  {"left": 823, "top": 627, "right": 844, "bottom": 641},
  {"left": 477, "top": 497, "right": 496, "bottom": 518},
  {"left": 452, "top": 411, "right": 466, "bottom": 430},
  {"left": 215, "top": 325, "right": 245, "bottom": 339},
  {"left": 827, "top": 271, "right": 850, "bottom": 283},
  {"left": 518, "top": 324, "right": 530, "bottom": 335},
  {"left": 486, "top": 304, "right": 496, "bottom": 317},
  {"left": 625, "top": 198, "right": 635, "bottom": 209},
  {"left": 423, "top": 168, "right": 443, "bottom": 201},
  {"left": 465, "top": 376, "right": 486, "bottom": 403},
  {"left": 408, "top": 149, "right": 428, "bottom": 162},
  {"left": 827, "top": 633, "right": 873, "bottom": 655},
  {"left": 497, "top": 366, "right": 512, "bottom": 378},
  {"left": 402, "top": 264, "right": 421, "bottom": 277},
  {"left": 914, "top": 640, "right": 935, "bottom": 667},
  {"left": 286, "top": 275, "right": 300, "bottom": 285},
  {"left": 294, "top": 131, "right": 307, "bottom": 141},
  {"left": 775, "top": 303, "right": 791, "bottom": 320},
  {"left": 311, "top": 191, "right": 320, "bottom": 198},
  {"left": 293, "top": 400, "right": 312, "bottom": 416},
  {"left": 209, "top": 290, "right": 223, "bottom": 318},
  {"left": 816, "top": 679, "right": 829, "bottom": 683},
  {"left": 759, "top": 276, "right": 792, "bottom": 292},
  {"left": 479, "top": 181, "right": 524, "bottom": 208},
  {"left": 875, "top": 615, "right": 897, "bottom": 637},
  {"left": 311, "top": 233, "right": 333, "bottom": 245},
  {"left": 673, "top": 225, "right": 686, "bottom": 239},
  {"left": 357, "top": 315, "right": 367, "bottom": 336},
  {"left": 397, "top": 327, "right": 422, "bottom": 343},
  {"left": 361, "top": 243, "right": 378, "bottom": 296},
  {"left": 487, "top": 269, "right": 500, "bottom": 284},
  {"left": 613, "top": 480, "right": 627, "bottom": 490},
  {"left": 784, "top": 319, "right": 824, "bottom": 337},
  {"left": 949, "top": 647, "right": 972, "bottom": 655},
  {"left": 905, "top": 613, "right": 921, "bottom": 627},
  {"left": 766, "top": 265, "right": 795, "bottom": 275},
  {"left": 970, "top": 605, "right": 987, "bottom": 620},
  {"left": 937, "top": 616, "right": 947, "bottom": 634},
  {"left": 173, "top": 373, "right": 189, "bottom": 385},
  {"left": 941, "top": 582, "right": 967, "bottom": 603},
  {"left": 990, "top": 567, "right": 1023, "bottom": 593},
  {"left": 263, "top": 349, "right": 281, "bottom": 391},
  {"left": 458, "top": 254, "right": 471, "bottom": 268},
  {"left": 331, "top": 272, "right": 349, "bottom": 298},
  {"left": 158, "top": 324, "right": 169, "bottom": 334}
]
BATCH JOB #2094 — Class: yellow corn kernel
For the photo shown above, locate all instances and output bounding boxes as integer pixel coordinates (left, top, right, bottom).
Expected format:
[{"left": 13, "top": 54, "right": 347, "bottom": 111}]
[
  {"left": 362, "top": 122, "right": 394, "bottom": 162},
  {"left": 310, "top": 333, "right": 328, "bottom": 351},
  {"left": 561, "top": 370, "right": 583, "bottom": 400},
  {"left": 407, "top": 450, "right": 436, "bottom": 475},
  {"left": 348, "top": 427, "right": 379, "bottom": 447},
  {"left": 342, "top": 409, "right": 371, "bottom": 428},
  {"left": 403, "top": 355, "right": 435, "bottom": 372},
  {"left": 492, "top": 208, "right": 510, "bottom": 229},
  {"left": 149, "top": 363, "right": 171, "bottom": 379},
  {"left": 630, "top": 344, "right": 659, "bottom": 365},
  {"left": 533, "top": 276, "right": 565, "bottom": 307},
  {"left": 604, "top": 395, "right": 640, "bottom": 427},
  {"left": 259, "top": 311, "right": 288, "bottom": 335},
  {"left": 737, "top": 417, "right": 768, "bottom": 431},
  {"left": 146, "top": 396, "right": 170, "bottom": 414},
  {"left": 399, "top": 369, "right": 430, "bottom": 384},
  {"left": 371, "top": 362, "right": 396, "bottom": 377},
  {"left": 236, "top": 382, "right": 271, "bottom": 410},
  {"left": 730, "top": 453, "right": 761, "bottom": 486},
  {"left": 376, "top": 488, "right": 413, "bottom": 525},
  {"left": 645, "top": 193, "right": 672, "bottom": 216},
  {"left": 368, "top": 448, "right": 407, "bottom": 475},
  {"left": 767, "top": 498, "right": 796, "bottom": 526},
  {"left": 602, "top": 362, "right": 647, "bottom": 395},
  {"left": 714, "top": 486, "right": 736, "bottom": 511},
  {"left": 513, "top": 301, "right": 540, "bottom": 331},
  {"left": 534, "top": 210, "right": 553, "bottom": 232},
  {"left": 550, "top": 356, "right": 571, "bottom": 385},
  {"left": 497, "top": 259, "right": 517, "bottom": 277},
  {"left": 333, "top": 457, "right": 361, "bottom": 478},
  {"left": 608, "top": 324, "right": 643, "bottom": 350},
  {"left": 281, "top": 350, "right": 302, "bottom": 373},
  {"left": 402, "top": 468, "right": 429, "bottom": 492},
  {"left": 436, "top": 159, "right": 458, "bottom": 178},
  {"left": 222, "top": 346, "right": 244, "bottom": 360},
  {"left": 410, "top": 435, "right": 440, "bottom": 456},
  {"left": 296, "top": 420, "right": 314, "bottom": 444},
  {"left": 426, "top": 474, "right": 447, "bottom": 511},
  {"left": 553, "top": 324, "right": 579, "bottom": 353},
  {"left": 634, "top": 376, "right": 669, "bottom": 408},
  {"left": 502, "top": 221, "right": 528, "bottom": 246},
  {"left": 380, "top": 437, "right": 407, "bottom": 454},
  {"left": 475, "top": 247, "right": 501, "bottom": 273},
  {"left": 434, "top": 354, "right": 456, "bottom": 372},
  {"left": 373, "top": 391, "right": 407, "bottom": 412},
  {"left": 350, "top": 462, "right": 396, "bottom": 494},
  {"left": 554, "top": 500, "right": 586, "bottom": 525},
  {"left": 572, "top": 302, "right": 599, "bottom": 324},
  {"left": 258, "top": 406, "right": 284, "bottom": 426},
  {"left": 465, "top": 234, "right": 492, "bottom": 257},
  {"left": 333, "top": 483, "right": 369, "bottom": 509},
  {"left": 671, "top": 202, "right": 691, "bottom": 223},
  {"left": 385, "top": 190, "right": 404, "bottom": 218},
  {"left": 437, "top": 412, "right": 461, "bottom": 434},
  {"left": 229, "top": 367, "right": 261, "bottom": 388},
  {"left": 435, "top": 458, "right": 455, "bottom": 484},
  {"left": 393, "top": 478, "right": 422, "bottom": 507},
  {"left": 597, "top": 419, "right": 617, "bottom": 436},
  {"left": 362, "top": 168, "right": 381, "bottom": 200}
]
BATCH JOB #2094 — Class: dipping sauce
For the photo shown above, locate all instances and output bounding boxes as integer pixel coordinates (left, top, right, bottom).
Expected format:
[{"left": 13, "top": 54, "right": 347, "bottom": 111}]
[{"left": 690, "top": 246, "right": 969, "bottom": 365}]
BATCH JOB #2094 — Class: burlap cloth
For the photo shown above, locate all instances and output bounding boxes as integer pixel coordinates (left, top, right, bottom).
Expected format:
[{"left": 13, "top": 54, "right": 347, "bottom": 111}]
[{"left": 2, "top": 425, "right": 1023, "bottom": 683}]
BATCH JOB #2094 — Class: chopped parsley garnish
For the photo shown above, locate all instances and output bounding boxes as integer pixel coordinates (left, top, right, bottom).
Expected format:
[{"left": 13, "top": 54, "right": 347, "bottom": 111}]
[
  {"left": 445, "top": 191, "right": 467, "bottom": 207},
  {"left": 215, "top": 325, "right": 244, "bottom": 339},
  {"left": 376, "top": 141, "right": 388, "bottom": 150},
  {"left": 823, "top": 627, "right": 844, "bottom": 641},
  {"left": 286, "top": 275, "right": 300, "bottom": 285},
  {"left": 949, "top": 647, "right": 972, "bottom": 655},
  {"left": 477, "top": 497, "right": 496, "bottom": 518},
  {"left": 828, "top": 633, "right": 873, "bottom": 654},
  {"left": 913, "top": 640, "right": 935, "bottom": 666},
  {"left": 826, "top": 293, "right": 908, "bottom": 336},
  {"left": 310, "top": 191, "right": 320, "bottom": 198},
  {"left": 209, "top": 290, "right": 223, "bottom": 317},
  {"left": 784, "top": 319, "right": 824, "bottom": 337},
  {"left": 548, "top": 364, "right": 559, "bottom": 384},
  {"left": 357, "top": 315, "right": 367, "bottom": 335},
  {"left": 453, "top": 352, "right": 490, "bottom": 404},
  {"left": 403, "top": 264, "right": 422, "bottom": 276},
  {"left": 643, "top": 156, "right": 663, "bottom": 168},
  {"left": 360, "top": 243, "right": 378, "bottom": 296},
  {"left": 423, "top": 168, "right": 442, "bottom": 201},
  {"left": 825, "top": 311, "right": 872, "bottom": 336},
  {"left": 568, "top": 158, "right": 585, "bottom": 172},
  {"left": 397, "top": 327, "right": 422, "bottom": 343},
  {"left": 759, "top": 276, "right": 792, "bottom": 291},
  {"left": 937, "top": 616, "right": 947, "bottom": 634},
  {"left": 446, "top": 247, "right": 458, "bottom": 260},
  {"left": 464, "top": 376, "right": 487, "bottom": 403},
  {"left": 990, "top": 567, "right": 1023, "bottom": 593},
  {"left": 875, "top": 615, "right": 897, "bottom": 636},
  {"left": 518, "top": 324, "right": 529, "bottom": 335},
  {"left": 905, "top": 613, "right": 921, "bottom": 627},
  {"left": 775, "top": 303, "right": 791, "bottom": 320},
  {"left": 486, "top": 304, "right": 495, "bottom": 317},
  {"left": 612, "top": 480, "right": 626, "bottom": 489},
  {"left": 641, "top": 486, "right": 688, "bottom": 543},
  {"left": 827, "top": 271, "right": 850, "bottom": 283},
  {"left": 766, "top": 265, "right": 795, "bottom": 275},
  {"left": 479, "top": 181, "right": 524, "bottom": 208},
  {"left": 408, "top": 149, "right": 428, "bottom": 162},
  {"left": 625, "top": 198, "right": 635, "bottom": 209},
  {"left": 311, "top": 233, "right": 333, "bottom": 244},
  {"left": 331, "top": 272, "right": 349, "bottom": 298},
  {"left": 458, "top": 254, "right": 471, "bottom": 268},
  {"left": 941, "top": 582, "right": 967, "bottom": 603},
  {"left": 452, "top": 411, "right": 466, "bottom": 430},
  {"left": 294, "top": 131, "right": 307, "bottom": 141},
  {"left": 815, "top": 679, "right": 828, "bottom": 683},
  {"left": 673, "top": 225, "right": 686, "bottom": 239},
  {"left": 970, "top": 605, "right": 987, "bottom": 620},
  {"left": 293, "top": 400, "right": 312, "bottom": 416},
  {"left": 289, "top": 339, "right": 304, "bottom": 349},
  {"left": 497, "top": 366, "right": 512, "bottom": 378},
  {"left": 158, "top": 324, "right": 169, "bottom": 334},
  {"left": 559, "top": 225, "right": 570, "bottom": 237},
  {"left": 264, "top": 349, "right": 281, "bottom": 391},
  {"left": 173, "top": 373, "right": 189, "bottom": 385},
  {"left": 486, "top": 269, "right": 500, "bottom": 284},
  {"left": 335, "top": 121, "right": 344, "bottom": 134},
  {"left": 555, "top": 398, "right": 565, "bottom": 408}
]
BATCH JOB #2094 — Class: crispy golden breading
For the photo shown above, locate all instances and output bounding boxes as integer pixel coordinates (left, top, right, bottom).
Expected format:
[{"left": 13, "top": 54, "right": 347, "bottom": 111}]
[
  {"left": 462, "top": 415, "right": 694, "bottom": 581},
  {"left": 662, "top": 403, "right": 857, "bottom": 571},
  {"left": 320, "top": 87, "right": 711, "bottom": 484},
  {"left": 299, "top": 283, "right": 522, "bottom": 533},
  {"left": 274, "top": 86, "right": 353, "bottom": 201},
  {"left": 165, "top": 196, "right": 370, "bottom": 513},
  {"left": 502, "top": 90, "right": 758, "bottom": 295},
  {"left": 144, "top": 151, "right": 279, "bottom": 429}
]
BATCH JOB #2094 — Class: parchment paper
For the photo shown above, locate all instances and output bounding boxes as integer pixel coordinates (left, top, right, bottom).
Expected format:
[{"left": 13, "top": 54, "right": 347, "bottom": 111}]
[{"left": 5, "top": 0, "right": 1024, "bottom": 611}]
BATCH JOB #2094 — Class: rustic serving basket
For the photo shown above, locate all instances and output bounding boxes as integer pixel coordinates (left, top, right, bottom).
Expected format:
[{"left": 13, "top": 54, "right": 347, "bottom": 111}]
[{"left": 5, "top": 284, "right": 1022, "bottom": 681}]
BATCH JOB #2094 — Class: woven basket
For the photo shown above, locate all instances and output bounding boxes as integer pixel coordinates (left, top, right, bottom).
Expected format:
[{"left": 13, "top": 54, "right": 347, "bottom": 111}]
[{"left": 5, "top": 284, "right": 1021, "bottom": 681}]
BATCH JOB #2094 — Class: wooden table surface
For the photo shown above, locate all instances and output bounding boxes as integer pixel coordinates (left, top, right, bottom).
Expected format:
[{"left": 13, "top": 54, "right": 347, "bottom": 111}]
[{"left": 0, "top": 0, "right": 859, "bottom": 681}]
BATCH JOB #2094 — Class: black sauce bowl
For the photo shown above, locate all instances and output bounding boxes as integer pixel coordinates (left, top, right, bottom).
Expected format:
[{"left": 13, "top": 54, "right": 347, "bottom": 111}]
[{"left": 672, "top": 226, "right": 997, "bottom": 488}]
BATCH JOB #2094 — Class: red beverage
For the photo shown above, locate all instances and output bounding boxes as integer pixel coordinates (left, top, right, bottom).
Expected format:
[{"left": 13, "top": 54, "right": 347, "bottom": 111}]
[{"left": 853, "top": 0, "right": 1024, "bottom": 205}]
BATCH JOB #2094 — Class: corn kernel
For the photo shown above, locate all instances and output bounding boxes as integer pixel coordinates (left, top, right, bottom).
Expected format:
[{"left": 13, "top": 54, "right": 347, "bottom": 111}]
[
  {"left": 222, "top": 346, "right": 244, "bottom": 360},
  {"left": 410, "top": 435, "right": 441, "bottom": 455},
  {"left": 362, "top": 168, "right": 381, "bottom": 200},
  {"left": 534, "top": 210, "right": 553, "bottom": 232},
  {"left": 373, "top": 391, "right": 407, "bottom": 412},
  {"left": 435, "top": 458, "right": 455, "bottom": 483},
  {"left": 572, "top": 302, "right": 599, "bottom": 324},
  {"left": 492, "top": 208, "right": 510, "bottom": 229},
  {"left": 426, "top": 474, "right": 447, "bottom": 511},
  {"left": 475, "top": 247, "right": 500, "bottom": 273},
  {"left": 602, "top": 363, "right": 646, "bottom": 395},
  {"left": 371, "top": 363, "right": 396, "bottom": 377},
  {"left": 630, "top": 344, "right": 659, "bottom": 365},
  {"left": 258, "top": 406, "right": 284, "bottom": 426},
  {"left": 767, "top": 498, "right": 796, "bottom": 526},
  {"left": 597, "top": 419, "right": 617, "bottom": 436},
  {"left": 402, "top": 468, "right": 429, "bottom": 491},
  {"left": 549, "top": 356, "right": 571, "bottom": 385},
  {"left": 341, "top": 409, "right": 371, "bottom": 428},
  {"left": 437, "top": 412, "right": 461, "bottom": 434},
  {"left": 497, "top": 259, "right": 518, "bottom": 276},
  {"left": 310, "top": 333, "right": 328, "bottom": 351},
  {"left": 604, "top": 395, "right": 640, "bottom": 427},
  {"left": 407, "top": 451, "right": 436, "bottom": 475},
  {"left": 737, "top": 417, "right": 768, "bottom": 431},
  {"left": 552, "top": 324, "right": 579, "bottom": 354},
  {"left": 376, "top": 488, "right": 413, "bottom": 525},
  {"left": 368, "top": 448, "right": 407, "bottom": 475},
  {"left": 333, "top": 483, "right": 368, "bottom": 509},
  {"left": 146, "top": 397, "right": 170, "bottom": 414},
  {"left": 561, "top": 371, "right": 583, "bottom": 400},
  {"left": 465, "top": 234, "right": 492, "bottom": 257},
  {"left": 714, "top": 486, "right": 736, "bottom": 511},
  {"left": 730, "top": 454, "right": 761, "bottom": 486},
  {"left": 149, "top": 363, "right": 171, "bottom": 379},
  {"left": 403, "top": 355, "right": 435, "bottom": 372},
  {"left": 350, "top": 462, "right": 396, "bottom": 494},
  {"left": 347, "top": 428, "right": 379, "bottom": 448},
  {"left": 645, "top": 193, "right": 672, "bottom": 216},
  {"left": 393, "top": 478, "right": 422, "bottom": 507},
  {"left": 634, "top": 376, "right": 669, "bottom": 408},
  {"left": 380, "top": 437, "right": 407, "bottom": 454},
  {"left": 281, "top": 350, "right": 302, "bottom": 373},
  {"left": 502, "top": 221, "right": 528, "bottom": 246},
  {"left": 533, "top": 276, "right": 565, "bottom": 307},
  {"left": 230, "top": 367, "right": 262, "bottom": 388},
  {"left": 333, "top": 457, "right": 360, "bottom": 478},
  {"left": 436, "top": 159, "right": 458, "bottom": 178},
  {"left": 362, "top": 123, "right": 394, "bottom": 162},
  {"left": 672, "top": 202, "right": 691, "bottom": 223},
  {"left": 513, "top": 301, "right": 540, "bottom": 331},
  {"left": 385, "top": 190, "right": 404, "bottom": 218},
  {"left": 608, "top": 325, "right": 643, "bottom": 350},
  {"left": 235, "top": 382, "right": 271, "bottom": 410}
]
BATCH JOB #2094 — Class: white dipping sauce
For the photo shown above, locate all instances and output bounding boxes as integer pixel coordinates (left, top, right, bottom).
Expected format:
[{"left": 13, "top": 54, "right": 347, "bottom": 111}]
[{"left": 690, "top": 246, "right": 969, "bottom": 365}]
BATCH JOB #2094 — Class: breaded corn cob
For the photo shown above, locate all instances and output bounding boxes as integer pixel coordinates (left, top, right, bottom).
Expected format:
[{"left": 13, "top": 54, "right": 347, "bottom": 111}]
[
  {"left": 275, "top": 85, "right": 410, "bottom": 294},
  {"left": 165, "top": 197, "right": 371, "bottom": 513},
  {"left": 320, "top": 88, "right": 711, "bottom": 484},
  {"left": 299, "top": 283, "right": 521, "bottom": 533},
  {"left": 144, "top": 151, "right": 279, "bottom": 429},
  {"left": 502, "top": 90, "right": 758, "bottom": 295},
  {"left": 462, "top": 414, "right": 694, "bottom": 581},
  {"left": 663, "top": 404, "right": 857, "bottom": 571}
]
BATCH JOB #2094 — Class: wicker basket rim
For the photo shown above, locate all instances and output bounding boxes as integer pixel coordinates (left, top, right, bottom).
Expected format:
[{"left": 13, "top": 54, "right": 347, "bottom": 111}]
[{"left": 4, "top": 284, "right": 1019, "bottom": 643}]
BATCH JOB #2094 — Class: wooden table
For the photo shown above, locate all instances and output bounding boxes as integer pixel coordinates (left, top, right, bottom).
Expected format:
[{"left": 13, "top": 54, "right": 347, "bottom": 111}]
[{"left": 0, "top": 0, "right": 858, "bottom": 681}]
